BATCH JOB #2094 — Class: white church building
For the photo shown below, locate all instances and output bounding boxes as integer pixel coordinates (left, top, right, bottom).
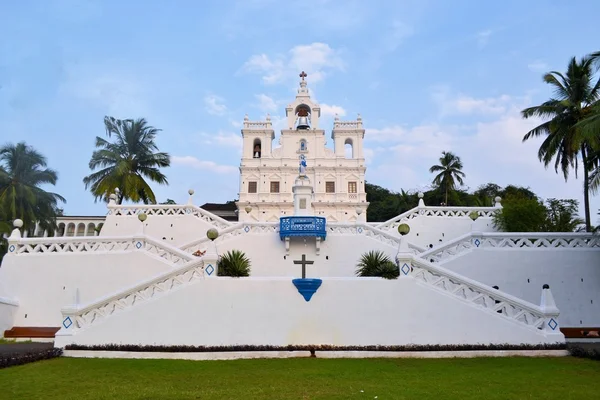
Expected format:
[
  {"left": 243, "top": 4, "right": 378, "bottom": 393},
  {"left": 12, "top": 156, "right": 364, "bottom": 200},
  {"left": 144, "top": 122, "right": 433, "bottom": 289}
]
[
  {"left": 238, "top": 72, "right": 367, "bottom": 223},
  {"left": 0, "top": 73, "right": 599, "bottom": 352}
]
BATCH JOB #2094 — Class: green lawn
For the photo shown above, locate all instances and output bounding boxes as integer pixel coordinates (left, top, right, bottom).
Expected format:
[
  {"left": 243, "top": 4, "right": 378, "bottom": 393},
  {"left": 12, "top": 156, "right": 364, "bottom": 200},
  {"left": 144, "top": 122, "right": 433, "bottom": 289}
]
[{"left": 0, "top": 356, "right": 598, "bottom": 399}]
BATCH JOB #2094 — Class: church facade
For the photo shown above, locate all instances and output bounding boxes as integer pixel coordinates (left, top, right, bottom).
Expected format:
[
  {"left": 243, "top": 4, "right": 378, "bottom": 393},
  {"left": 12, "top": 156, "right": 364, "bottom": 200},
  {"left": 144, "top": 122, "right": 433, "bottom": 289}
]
[{"left": 236, "top": 73, "right": 368, "bottom": 223}]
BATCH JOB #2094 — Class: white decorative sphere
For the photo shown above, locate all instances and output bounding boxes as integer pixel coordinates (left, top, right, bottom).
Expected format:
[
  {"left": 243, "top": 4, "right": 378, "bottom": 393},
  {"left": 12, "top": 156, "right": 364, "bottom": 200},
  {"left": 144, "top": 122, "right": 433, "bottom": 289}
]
[
  {"left": 115, "top": 187, "right": 120, "bottom": 194},
  {"left": 418, "top": 192, "right": 424, "bottom": 199},
  {"left": 138, "top": 213, "right": 148, "bottom": 222},
  {"left": 495, "top": 196, "right": 502, "bottom": 203},
  {"left": 188, "top": 189, "right": 195, "bottom": 196},
  {"left": 356, "top": 208, "right": 363, "bottom": 215},
  {"left": 13, "top": 219, "right": 23, "bottom": 228},
  {"left": 245, "top": 206, "right": 252, "bottom": 214}
]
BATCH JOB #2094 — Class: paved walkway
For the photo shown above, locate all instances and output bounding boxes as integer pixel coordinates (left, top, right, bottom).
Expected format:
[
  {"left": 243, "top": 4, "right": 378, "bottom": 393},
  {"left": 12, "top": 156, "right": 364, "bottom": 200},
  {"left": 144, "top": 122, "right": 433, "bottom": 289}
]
[{"left": 0, "top": 342, "right": 54, "bottom": 355}]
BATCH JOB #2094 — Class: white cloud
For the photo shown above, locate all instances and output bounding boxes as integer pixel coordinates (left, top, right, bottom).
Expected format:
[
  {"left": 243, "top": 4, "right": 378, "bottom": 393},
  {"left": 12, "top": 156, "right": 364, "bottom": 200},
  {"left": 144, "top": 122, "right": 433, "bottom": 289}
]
[
  {"left": 196, "top": 131, "right": 242, "bottom": 149},
  {"left": 364, "top": 95, "right": 600, "bottom": 216},
  {"left": 240, "top": 42, "right": 345, "bottom": 85},
  {"left": 528, "top": 61, "right": 548, "bottom": 72},
  {"left": 172, "top": 156, "right": 238, "bottom": 174},
  {"left": 320, "top": 104, "right": 346, "bottom": 117},
  {"left": 204, "top": 94, "right": 227, "bottom": 116},
  {"left": 254, "top": 94, "right": 277, "bottom": 112},
  {"left": 477, "top": 30, "right": 493, "bottom": 48},
  {"left": 431, "top": 86, "right": 519, "bottom": 116}
]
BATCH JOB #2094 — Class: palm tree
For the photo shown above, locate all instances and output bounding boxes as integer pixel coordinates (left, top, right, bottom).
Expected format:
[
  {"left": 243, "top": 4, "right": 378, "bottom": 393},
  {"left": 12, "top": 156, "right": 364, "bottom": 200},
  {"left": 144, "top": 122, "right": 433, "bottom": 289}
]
[
  {"left": 0, "top": 142, "right": 65, "bottom": 235},
  {"left": 429, "top": 151, "right": 466, "bottom": 206},
  {"left": 521, "top": 54, "right": 600, "bottom": 232},
  {"left": 83, "top": 116, "right": 170, "bottom": 204},
  {"left": 355, "top": 250, "right": 399, "bottom": 279}
]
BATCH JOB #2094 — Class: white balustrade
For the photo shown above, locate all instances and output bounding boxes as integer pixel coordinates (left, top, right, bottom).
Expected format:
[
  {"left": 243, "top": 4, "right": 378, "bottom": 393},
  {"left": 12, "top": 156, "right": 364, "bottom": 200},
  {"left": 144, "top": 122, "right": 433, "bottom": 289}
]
[
  {"left": 60, "top": 258, "right": 207, "bottom": 331},
  {"left": 107, "top": 204, "right": 231, "bottom": 230},
  {"left": 420, "top": 232, "right": 600, "bottom": 263},
  {"left": 376, "top": 206, "right": 499, "bottom": 232},
  {"left": 407, "top": 257, "right": 559, "bottom": 333},
  {"left": 7, "top": 235, "right": 195, "bottom": 268}
]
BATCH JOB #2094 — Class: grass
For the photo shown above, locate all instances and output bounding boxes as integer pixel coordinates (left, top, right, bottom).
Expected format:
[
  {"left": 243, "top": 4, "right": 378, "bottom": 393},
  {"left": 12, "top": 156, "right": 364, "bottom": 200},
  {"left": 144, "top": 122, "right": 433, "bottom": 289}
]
[
  {"left": 0, "top": 338, "right": 30, "bottom": 344},
  {"left": 0, "top": 356, "right": 598, "bottom": 399}
]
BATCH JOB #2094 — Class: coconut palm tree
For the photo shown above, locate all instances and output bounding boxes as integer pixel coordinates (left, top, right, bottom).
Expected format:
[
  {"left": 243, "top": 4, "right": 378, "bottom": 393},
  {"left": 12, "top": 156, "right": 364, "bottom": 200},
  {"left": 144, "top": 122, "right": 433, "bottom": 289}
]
[
  {"left": 429, "top": 151, "right": 466, "bottom": 206},
  {"left": 0, "top": 142, "right": 65, "bottom": 235},
  {"left": 521, "top": 53, "right": 600, "bottom": 232},
  {"left": 83, "top": 116, "right": 170, "bottom": 204}
]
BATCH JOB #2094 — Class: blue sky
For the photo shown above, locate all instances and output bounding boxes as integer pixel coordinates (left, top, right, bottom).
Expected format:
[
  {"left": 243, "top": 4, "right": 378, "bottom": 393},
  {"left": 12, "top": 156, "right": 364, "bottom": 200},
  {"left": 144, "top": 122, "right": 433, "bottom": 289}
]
[{"left": 1, "top": 0, "right": 599, "bottom": 218}]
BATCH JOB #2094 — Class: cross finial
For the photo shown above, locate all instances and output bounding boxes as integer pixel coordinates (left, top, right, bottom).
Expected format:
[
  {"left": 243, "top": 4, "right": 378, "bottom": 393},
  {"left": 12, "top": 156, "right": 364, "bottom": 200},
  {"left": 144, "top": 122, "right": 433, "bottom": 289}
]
[{"left": 299, "top": 71, "right": 307, "bottom": 81}]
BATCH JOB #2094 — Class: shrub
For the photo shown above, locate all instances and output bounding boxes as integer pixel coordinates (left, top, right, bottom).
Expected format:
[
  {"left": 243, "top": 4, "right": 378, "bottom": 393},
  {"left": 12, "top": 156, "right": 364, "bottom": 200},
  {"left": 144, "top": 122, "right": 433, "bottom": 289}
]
[
  {"left": 217, "top": 250, "right": 251, "bottom": 277},
  {"left": 355, "top": 250, "right": 399, "bottom": 279}
]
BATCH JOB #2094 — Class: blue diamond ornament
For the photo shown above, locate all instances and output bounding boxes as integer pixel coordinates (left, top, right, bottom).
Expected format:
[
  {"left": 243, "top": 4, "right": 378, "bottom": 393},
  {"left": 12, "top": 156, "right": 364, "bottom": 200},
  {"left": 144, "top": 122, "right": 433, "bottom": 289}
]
[
  {"left": 474, "top": 239, "right": 481, "bottom": 247},
  {"left": 9, "top": 245, "right": 15, "bottom": 252},
  {"left": 548, "top": 318, "right": 558, "bottom": 330},
  {"left": 63, "top": 316, "right": 73, "bottom": 329},
  {"left": 206, "top": 264, "right": 214, "bottom": 276},
  {"left": 401, "top": 263, "right": 411, "bottom": 275}
]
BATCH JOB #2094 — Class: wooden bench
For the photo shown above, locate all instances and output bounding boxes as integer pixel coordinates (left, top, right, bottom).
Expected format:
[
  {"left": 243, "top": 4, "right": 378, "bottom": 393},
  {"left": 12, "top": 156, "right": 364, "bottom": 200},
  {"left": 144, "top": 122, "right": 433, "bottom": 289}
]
[
  {"left": 3, "top": 327, "right": 60, "bottom": 339},
  {"left": 560, "top": 327, "right": 600, "bottom": 339}
]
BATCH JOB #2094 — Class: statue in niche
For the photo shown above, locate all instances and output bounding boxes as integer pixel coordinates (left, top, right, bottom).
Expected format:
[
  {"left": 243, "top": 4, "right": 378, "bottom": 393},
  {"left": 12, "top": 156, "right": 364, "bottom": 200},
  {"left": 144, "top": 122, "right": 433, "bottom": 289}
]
[{"left": 299, "top": 155, "right": 307, "bottom": 175}]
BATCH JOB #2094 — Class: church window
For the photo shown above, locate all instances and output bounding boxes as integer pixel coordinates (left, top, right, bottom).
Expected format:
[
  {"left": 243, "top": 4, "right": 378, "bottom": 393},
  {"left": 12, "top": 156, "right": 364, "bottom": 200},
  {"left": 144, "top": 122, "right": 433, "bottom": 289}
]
[
  {"left": 248, "top": 181, "right": 257, "bottom": 193},
  {"left": 300, "top": 140, "right": 307, "bottom": 152},
  {"left": 253, "top": 139, "right": 262, "bottom": 158},
  {"left": 299, "top": 199, "right": 307, "bottom": 209},
  {"left": 325, "top": 182, "right": 335, "bottom": 193},
  {"left": 348, "top": 181, "right": 357, "bottom": 193},
  {"left": 270, "top": 181, "right": 280, "bottom": 193},
  {"left": 344, "top": 138, "right": 353, "bottom": 159}
]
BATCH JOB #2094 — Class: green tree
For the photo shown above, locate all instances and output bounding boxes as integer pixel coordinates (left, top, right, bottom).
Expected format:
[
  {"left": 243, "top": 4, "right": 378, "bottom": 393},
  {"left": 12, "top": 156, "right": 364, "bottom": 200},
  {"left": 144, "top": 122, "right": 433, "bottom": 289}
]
[
  {"left": 160, "top": 199, "right": 177, "bottom": 205},
  {"left": 544, "top": 198, "right": 583, "bottom": 232},
  {"left": 429, "top": 151, "right": 466, "bottom": 205},
  {"left": 521, "top": 53, "right": 600, "bottom": 232},
  {"left": 83, "top": 116, "right": 170, "bottom": 204},
  {"left": 0, "top": 142, "right": 65, "bottom": 235},
  {"left": 493, "top": 196, "right": 548, "bottom": 232}
]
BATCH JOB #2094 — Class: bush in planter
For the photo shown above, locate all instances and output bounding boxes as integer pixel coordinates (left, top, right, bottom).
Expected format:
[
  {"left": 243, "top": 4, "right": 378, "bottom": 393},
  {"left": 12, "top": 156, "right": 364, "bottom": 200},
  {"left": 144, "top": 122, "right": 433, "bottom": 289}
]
[
  {"left": 217, "top": 250, "right": 251, "bottom": 277},
  {"left": 355, "top": 250, "right": 399, "bottom": 279}
]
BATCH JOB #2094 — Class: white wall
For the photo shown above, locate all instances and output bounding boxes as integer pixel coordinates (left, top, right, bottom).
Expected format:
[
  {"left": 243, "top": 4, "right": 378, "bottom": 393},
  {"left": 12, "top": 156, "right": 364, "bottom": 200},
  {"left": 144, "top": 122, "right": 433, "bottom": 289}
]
[
  {"left": 441, "top": 249, "right": 600, "bottom": 327},
  {"left": 100, "top": 214, "right": 216, "bottom": 247},
  {"left": 56, "top": 277, "right": 562, "bottom": 347},
  {"left": 209, "top": 231, "right": 398, "bottom": 277},
  {"left": 0, "top": 252, "right": 175, "bottom": 327},
  {"left": 0, "top": 299, "right": 18, "bottom": 334}
]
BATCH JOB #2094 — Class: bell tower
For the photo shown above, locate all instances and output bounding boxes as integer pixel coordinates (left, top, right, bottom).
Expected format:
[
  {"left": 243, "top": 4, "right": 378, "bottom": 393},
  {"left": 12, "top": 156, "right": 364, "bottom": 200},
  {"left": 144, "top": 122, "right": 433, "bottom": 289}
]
[{"left": 285, "top": 71, "right": 321, "bottom": 130}]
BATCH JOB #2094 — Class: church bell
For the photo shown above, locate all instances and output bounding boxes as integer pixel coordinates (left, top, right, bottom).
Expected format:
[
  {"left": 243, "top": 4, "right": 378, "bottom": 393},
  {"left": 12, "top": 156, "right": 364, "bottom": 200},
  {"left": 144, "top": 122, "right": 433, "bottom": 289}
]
[{"left": 296, "top": 116, "right": 310, "bottom": 130}]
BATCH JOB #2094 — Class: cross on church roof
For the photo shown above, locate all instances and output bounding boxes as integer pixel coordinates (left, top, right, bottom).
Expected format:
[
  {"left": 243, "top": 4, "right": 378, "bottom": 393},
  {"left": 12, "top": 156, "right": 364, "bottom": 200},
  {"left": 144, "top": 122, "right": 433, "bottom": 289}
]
[{"left": 299, "top": 71, "right": 307, "bottom": 81}]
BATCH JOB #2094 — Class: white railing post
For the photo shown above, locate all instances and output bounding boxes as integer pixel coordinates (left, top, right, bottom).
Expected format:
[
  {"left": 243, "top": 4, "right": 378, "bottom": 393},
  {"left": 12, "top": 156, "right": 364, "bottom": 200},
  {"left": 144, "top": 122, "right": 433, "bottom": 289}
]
[
  {"left": 395, "top": 236, "right": 414, "bottom": 277},
  {"left": 540, "top": 284, "right": 562, "bottom": 338}
]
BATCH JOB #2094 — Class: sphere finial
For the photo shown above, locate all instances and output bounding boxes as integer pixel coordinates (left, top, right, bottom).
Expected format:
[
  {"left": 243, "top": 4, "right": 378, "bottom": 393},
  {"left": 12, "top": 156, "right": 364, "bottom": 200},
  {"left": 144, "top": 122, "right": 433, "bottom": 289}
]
[
  {"left": 13, "top": 219, "right": 23, "bottom": 228},
  {"left": 206, "top": 228, "right": 219, "bottom": 241}
]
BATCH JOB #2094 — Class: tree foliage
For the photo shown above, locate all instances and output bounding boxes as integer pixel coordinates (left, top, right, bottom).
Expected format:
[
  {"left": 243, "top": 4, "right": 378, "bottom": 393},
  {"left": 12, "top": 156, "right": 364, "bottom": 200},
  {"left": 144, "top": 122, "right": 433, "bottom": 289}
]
[
  {"left": 493, "top": 196, "right": 584, "bottom": 232},
  {"left": 521, "top": 52, "right": 600, "bottom": 232},
  {"left": 355, "top": 250, "right": 399, "bottom": 280},
  {"left": 429, "top": 151, "right": 466, "bottom": 205},
  {"left": 217, "top": 250, "right": 251, "bottom": 277},
  {"left": 83, "top": 116, "right": 170, "bottom": 205}
]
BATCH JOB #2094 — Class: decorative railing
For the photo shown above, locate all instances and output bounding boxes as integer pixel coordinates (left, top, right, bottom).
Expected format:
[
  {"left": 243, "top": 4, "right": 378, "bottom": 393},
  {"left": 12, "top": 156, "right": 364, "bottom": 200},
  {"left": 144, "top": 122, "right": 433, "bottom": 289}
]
[
  {"left": 327, "top": 223, "right": 425, "bottom": 255},
  {"left": 7, "top": 235, "right": 195, "bottom": 268},
  {"left": 333, "top": 121, "right": 362, "bottom": 129},
  {"left": 419, "top": 232, "right": 600, "bottom": 263},
  {"left": 243, "top": 120, "right": 272, "bottom": 129},
  {"left": 376, "top": 206, "right": 499, "bottom": 232},
  {"left": 107, "top": 204, "right": 231, "bottom": 230},
  {"left": 280, "top": 217, "right": 327, "bottom": 240},
  {"left": 406, "top": 257, "right": 558, "bottom": 333},
  {"left": 180, "top": 222, "right": 279, "bottom": 254},
  {"left": 60, "top": 258, "right": 207, "bottom": 332}
]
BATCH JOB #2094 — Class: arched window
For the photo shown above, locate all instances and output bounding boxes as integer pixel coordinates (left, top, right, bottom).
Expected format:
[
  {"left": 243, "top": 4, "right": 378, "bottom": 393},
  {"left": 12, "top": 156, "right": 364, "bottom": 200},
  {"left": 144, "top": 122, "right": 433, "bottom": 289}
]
[
  {"left": 87, "top": 223, "right": 96, "bottom": 236},
  {"left": 66, "top": 223, "right": 76, "bottom": 237},
  {"left": 300, "top": 139, "right": 307, "bottom": 152},
  {"left": 76, "top": 223, "right": 86, "bottom": 236},
  {"left": 253, "top": 138, "right": 262, "bottom": 158},
  {"left": 57, "top": 223, "right": 65, "bottom": 237},
  {"left": 344, "top": 138, "right": 354, "bottom": 159}
]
